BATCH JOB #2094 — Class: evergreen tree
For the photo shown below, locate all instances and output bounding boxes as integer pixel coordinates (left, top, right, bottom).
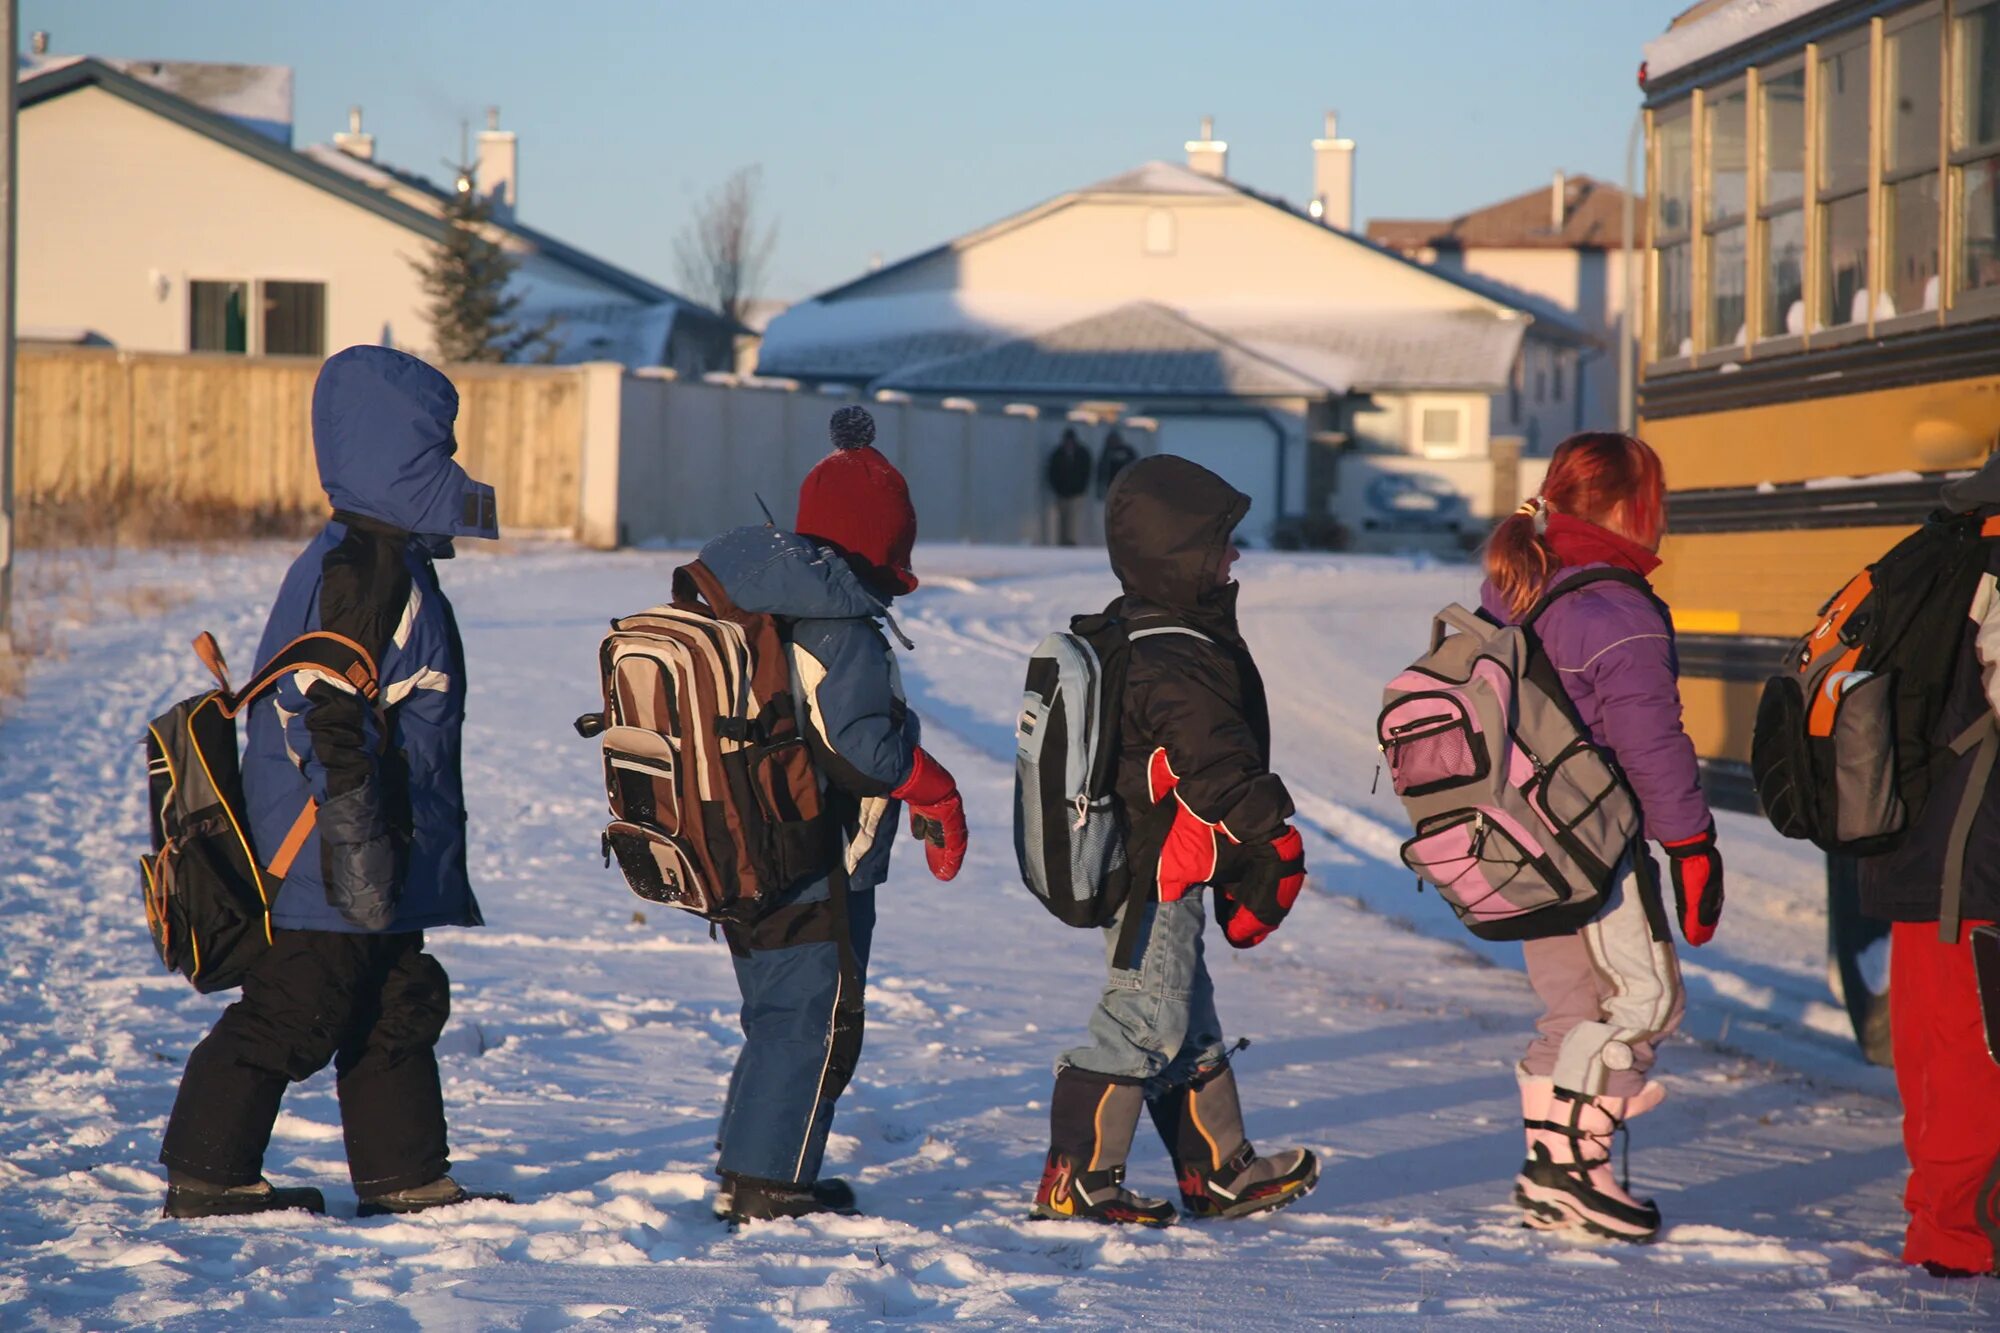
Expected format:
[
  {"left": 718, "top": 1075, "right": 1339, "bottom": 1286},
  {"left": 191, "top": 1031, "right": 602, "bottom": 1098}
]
[{"left": 411, "top": 168, "right": 559, "bottom": 363}]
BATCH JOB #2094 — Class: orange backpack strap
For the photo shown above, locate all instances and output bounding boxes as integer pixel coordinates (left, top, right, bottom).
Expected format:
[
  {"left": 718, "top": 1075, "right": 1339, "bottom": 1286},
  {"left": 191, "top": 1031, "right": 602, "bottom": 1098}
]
[
  {"left": 192, "top": 631, "right": 232, "bottom": 692},
  {"left": 218, "top": 631, "right": 380, "bottom": 718},
  {"left": 264, "top": 797, "right": 318, "bottom": 879},
  {"left": 672, "top": 560, "right": 744, "bottom": 620}
]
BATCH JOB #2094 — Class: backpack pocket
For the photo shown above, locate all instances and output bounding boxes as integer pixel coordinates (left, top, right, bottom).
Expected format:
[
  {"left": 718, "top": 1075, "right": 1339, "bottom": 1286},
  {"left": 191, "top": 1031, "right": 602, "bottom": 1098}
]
[
  {"left": 1830, "top": 669, "right": 1905, "bottom": 845},
  {"left": 1401, "top": 809, "right": 1570, "bottom": 937},
  {"left": 605, "top": 820, "right": 718, "bottom": 916},
  {"left": 1527, "top": 739, "right": 1637, "bottom": 882},
  {"left": 1751, "top": 674, "right": 1823, "bottom": 843},
  {"left": 1380, "top": 692, "right": 1487, "bottom": 796},
  {"left": 742, "top": 737, "right": 835, "bottom": 888},
  {"left": 604, "top": 726, "right": 681, "bottom": 835}
]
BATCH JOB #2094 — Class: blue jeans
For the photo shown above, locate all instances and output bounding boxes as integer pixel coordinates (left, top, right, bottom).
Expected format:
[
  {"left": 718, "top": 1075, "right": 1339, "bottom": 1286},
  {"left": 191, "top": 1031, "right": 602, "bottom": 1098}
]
[{"left": 1060, "top": 890, "right": 1226, "bottom": 1096}]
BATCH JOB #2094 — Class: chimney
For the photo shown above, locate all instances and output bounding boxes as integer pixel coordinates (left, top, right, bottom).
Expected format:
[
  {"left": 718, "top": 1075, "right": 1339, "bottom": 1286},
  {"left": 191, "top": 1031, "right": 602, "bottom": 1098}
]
[
  {"left": 1311, "top": 111, "right": 1355, "bottom": 230},
  {"left": 1550, "top": 170, "right": 1567, "bottom": 229},
  {"left": 1185, "top": 115, "right": 1228, "bottom": 179},
  {"left": 475, "top": 106, "right": 518, "bottom": 220},
  {"left": 30, "top": 30, "right": 49, "bottom": 55},
  {"left": 334, "top": 105, "right": 374, "bottom": 161}
]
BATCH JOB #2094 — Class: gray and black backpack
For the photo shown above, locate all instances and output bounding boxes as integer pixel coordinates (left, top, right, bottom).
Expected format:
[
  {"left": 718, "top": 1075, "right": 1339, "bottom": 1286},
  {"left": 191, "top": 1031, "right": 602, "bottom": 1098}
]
[{"left": 1012, "top": 612, "right": 1210, "bottom": 933}]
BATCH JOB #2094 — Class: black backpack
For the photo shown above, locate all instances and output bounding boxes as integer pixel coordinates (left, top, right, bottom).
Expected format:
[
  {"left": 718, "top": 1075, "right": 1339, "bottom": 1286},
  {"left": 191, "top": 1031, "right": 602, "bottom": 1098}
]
[
  {"left": 1751, "top": 510, "right": 2000, "bottom": 856},
  {"left": 141, "top": 631, "right": 378, "bottom": 992}
]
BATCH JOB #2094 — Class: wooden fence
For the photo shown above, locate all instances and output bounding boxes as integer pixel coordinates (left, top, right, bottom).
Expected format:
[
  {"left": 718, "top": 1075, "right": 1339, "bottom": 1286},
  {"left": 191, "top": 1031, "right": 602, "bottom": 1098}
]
[{"left": 15, "top": 346, "right": 591, "bottom": 533}]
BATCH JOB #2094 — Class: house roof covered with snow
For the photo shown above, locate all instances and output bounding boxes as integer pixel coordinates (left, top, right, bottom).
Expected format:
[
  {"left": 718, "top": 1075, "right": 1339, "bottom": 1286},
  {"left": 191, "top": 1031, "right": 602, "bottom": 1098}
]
[
  {"left": 1642, "top": 0, "right": 1843, "bottom": 93},
  {"left": 21, "top": 56, "right": 729, "bottom": 329},
  {"left": 759, "top": 156, "right": 1576, "bottom": 396},
  {"left": 876, "top": 302, "right": 1350, "bottom": 398},
  {"left": 1368, "top": 175, "right": 1640, "bottom": 254},
  {"left": 873, "top": 302, "right": 1530, "bottom": 398}
]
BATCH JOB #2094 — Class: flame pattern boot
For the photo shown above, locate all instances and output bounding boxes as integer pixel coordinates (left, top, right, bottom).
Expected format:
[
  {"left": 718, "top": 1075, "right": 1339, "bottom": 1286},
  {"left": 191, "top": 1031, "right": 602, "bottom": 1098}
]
[
  {"left": 1147, "top": 1063, "right": 1318, "bottom": 1219},
  {"left": 1032, "top": 1067, "right": 1177, "bottom": 1227}
]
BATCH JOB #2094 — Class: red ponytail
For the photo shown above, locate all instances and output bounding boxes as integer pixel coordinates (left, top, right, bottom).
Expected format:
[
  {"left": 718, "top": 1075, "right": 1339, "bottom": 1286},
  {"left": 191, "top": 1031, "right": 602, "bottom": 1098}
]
[{"left": 1485, "top": 432, "right": 1666, "bottom": 617}]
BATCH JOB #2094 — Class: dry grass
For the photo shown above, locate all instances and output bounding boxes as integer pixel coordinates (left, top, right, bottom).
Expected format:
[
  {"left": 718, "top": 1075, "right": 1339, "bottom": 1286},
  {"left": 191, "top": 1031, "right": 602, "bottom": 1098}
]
[
  {"left": 2, "top": 491, "right": 307, "bottom": 715},
  {"left": 19, "top": 487, "right": 319, "bottom": 552}
]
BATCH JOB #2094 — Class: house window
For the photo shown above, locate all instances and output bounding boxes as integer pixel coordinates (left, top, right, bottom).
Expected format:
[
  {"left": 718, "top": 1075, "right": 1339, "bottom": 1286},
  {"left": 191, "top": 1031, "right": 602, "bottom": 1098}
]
[
  {"left": 1758, "top": 60, "right": 1808, "bottom": 338},
  {"left": 1652, "top": 101, "right": 1694, "bottom": 358},
  {"left": 189, "top": 280, "right": 248, "bottom": 353},
  {"left": 1817, "top": 36, "right": 1872, "bottom": 327},
  {"left": 1553, "top": 356, "right": 1565, "bottom": 401},
  {"left": 1882, "top": 10, "right": 1944, "bottom": 319},
  {"left": 262, "top": 281, "right": 326, "bottom": 356},
  {"left": 1954, "top": 0, "right": 2000, "bottom": 304},
  {"left": 1144, "top": 208, "right": 1176, "bottom": 256},
  {"left": 1704, "top": 80, "right": 1750, "bottom": 348},
  {"left": 1419, "top": 405, "right": 1465, "bottom": 456}
]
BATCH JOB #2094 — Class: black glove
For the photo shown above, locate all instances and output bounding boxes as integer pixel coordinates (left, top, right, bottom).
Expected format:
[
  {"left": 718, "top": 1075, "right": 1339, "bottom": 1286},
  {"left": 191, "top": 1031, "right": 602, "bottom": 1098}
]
[{"left": 317, "top": 786, "right": 401, "bottom": 931}]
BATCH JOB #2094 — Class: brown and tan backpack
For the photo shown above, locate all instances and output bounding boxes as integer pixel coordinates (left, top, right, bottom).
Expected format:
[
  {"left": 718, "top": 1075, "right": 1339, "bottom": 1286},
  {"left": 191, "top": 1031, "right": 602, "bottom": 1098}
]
[{"left": 576, "top": 560, "right": 836, "bottom": 923}]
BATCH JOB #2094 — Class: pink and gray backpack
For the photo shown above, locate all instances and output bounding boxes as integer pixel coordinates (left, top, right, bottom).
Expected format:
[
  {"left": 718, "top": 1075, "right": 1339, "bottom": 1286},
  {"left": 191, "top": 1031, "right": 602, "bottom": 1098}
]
[{"left": 1378, "top": 572, "right": 1645, "bottom": 941}]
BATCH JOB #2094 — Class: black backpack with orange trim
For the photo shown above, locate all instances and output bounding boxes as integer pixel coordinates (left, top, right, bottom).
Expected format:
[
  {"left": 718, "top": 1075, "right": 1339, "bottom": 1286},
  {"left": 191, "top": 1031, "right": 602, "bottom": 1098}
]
[
  {"left": 1751, "top": 510, "right": 2000, "bottom": 855},
  {"left": 141, "top": 631, "right": 378, "bottom": 992}
]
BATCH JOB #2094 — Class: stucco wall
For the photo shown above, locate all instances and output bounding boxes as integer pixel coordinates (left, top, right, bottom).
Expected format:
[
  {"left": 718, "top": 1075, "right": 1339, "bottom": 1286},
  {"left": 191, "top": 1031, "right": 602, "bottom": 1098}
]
[{"left": 22, "top": 86, "right": 638, "bottom": 359}]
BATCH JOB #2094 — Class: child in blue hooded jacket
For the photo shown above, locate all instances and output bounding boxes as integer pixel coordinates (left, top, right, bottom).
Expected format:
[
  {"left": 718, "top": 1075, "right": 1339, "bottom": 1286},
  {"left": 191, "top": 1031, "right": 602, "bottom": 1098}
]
[{"left": 159, "top": 347, "right": 506, "bottom": 1220}]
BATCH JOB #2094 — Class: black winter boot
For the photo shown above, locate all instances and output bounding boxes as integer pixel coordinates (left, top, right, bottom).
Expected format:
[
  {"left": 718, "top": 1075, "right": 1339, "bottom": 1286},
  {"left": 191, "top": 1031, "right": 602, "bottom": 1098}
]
[
  {"left": 356, "top": 1175, "right": 513, "bottom": 1218},
  {"left": 716, "top": 1173, "right": 860, "bottom": 1224},
  {"left": 1147, "top": 1063, "right": 1318, "bottom": 1219},
  {"left": 162, "top": 1170, "right": 326, "bottom": 1219},
  {"left": 1031, "top": 1067, "right": 1177, "bottom": 1227}
]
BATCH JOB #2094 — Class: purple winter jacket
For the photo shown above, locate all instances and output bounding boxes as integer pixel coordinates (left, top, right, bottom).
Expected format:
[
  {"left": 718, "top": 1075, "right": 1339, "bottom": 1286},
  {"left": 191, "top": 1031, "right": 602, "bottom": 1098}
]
[{"left": 1479, "top": 564, "right": 1711, "bottom": 844}]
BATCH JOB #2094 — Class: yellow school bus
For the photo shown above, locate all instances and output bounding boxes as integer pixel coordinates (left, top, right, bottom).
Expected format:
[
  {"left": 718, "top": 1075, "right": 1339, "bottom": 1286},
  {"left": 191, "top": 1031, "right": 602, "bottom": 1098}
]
[{"left": 1637, "top": 0, "right": 2000, "bottom": 1057}]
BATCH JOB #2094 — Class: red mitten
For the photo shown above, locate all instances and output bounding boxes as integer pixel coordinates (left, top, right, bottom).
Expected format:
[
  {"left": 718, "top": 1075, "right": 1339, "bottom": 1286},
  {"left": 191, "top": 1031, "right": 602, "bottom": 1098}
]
[
  {"left": 1661, "top": 823, "right": 1724, "bottom": 947},
  {"left": 1149, "top": 747, "right": 1225, "bottom": 902},
  {"left": 892, "top": 747, "right": 967, "bottom": 881},
  {"left": 1214, "top": 826, "right": 1307, "bottom": 949}
]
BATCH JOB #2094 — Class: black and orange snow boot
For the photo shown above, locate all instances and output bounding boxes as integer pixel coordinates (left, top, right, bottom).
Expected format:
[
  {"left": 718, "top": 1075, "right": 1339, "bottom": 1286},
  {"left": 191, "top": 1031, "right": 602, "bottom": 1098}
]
[
  {"left": 1030, "top": 1067, "right": 1176, "bottom": 1227},
  {"left": 1148, "top": 1063, "right": 1318, "bottom": 1220}
]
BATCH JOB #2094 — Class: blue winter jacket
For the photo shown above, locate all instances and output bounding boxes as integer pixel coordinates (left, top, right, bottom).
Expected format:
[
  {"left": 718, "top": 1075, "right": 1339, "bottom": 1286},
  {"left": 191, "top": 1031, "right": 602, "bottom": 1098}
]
[
  {"left": 698, "top": 525, "right": 920, "bottom": 899},
  {"left": 242, "top": 346, "right": 499, "bottom": 934}
]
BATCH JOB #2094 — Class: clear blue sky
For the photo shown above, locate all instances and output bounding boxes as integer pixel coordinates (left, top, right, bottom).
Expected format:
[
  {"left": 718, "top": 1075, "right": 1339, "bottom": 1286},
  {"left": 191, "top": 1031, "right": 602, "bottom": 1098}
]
[{"left": 31, "top": 0, "right": 1689, "bottom": 304}]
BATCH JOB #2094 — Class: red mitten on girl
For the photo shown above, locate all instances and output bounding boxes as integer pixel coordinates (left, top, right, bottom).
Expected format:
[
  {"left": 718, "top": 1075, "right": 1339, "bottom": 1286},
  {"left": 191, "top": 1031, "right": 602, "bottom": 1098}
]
[
  {"left": 892, "top": 747, "right": 967, "bottom": 881},
  {"left": 1662, "top": 824, "right": 1724, "bottom": 946}
]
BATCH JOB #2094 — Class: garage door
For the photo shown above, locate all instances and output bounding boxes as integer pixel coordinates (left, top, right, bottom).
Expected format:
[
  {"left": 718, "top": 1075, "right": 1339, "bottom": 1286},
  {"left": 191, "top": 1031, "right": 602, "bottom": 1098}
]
[{"left": 1151, "top": 415, "right": 1283, "bottom": 546}]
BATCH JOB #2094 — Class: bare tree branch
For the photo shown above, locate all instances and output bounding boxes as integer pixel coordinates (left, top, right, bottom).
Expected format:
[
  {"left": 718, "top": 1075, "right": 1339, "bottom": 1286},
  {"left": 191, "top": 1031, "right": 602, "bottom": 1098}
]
[{"left": 674, "top": 167, "right": 778, "bottom": 325}]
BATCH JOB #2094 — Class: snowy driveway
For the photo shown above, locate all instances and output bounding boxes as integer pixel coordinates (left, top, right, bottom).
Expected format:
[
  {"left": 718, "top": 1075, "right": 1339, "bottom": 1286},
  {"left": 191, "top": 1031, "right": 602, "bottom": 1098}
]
[{"left": 0, "top": 542, "right": 1991, "bottom": 1329}]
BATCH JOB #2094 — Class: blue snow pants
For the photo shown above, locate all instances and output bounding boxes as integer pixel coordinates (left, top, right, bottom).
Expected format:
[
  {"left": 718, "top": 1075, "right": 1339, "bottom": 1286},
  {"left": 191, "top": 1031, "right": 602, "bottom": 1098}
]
[{"left": 717, "top": 885, "right": 877, "bottom": 1185}]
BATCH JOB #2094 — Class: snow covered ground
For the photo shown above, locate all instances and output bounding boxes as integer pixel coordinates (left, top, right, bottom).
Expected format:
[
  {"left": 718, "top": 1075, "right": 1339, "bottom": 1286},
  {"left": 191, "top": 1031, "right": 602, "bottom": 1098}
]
[{"left": 2, "top": 540, "right": 1994, "bottom": 1330}]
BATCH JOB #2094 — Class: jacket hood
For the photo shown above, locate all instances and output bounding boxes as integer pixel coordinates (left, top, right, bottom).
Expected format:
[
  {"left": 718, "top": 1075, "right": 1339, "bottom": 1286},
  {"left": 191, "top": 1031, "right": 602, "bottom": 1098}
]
[
  {"left": 698, "top": 526, "right": 888, "bottom": 621},
  {"left": 1105, "top": 454, "right": 1249, "bottom": 615},
  {"left": 1942, "top": 452, "right": 2000, "bottom": 513},
  {"left": 311, "top": 346, "right": 498, "bottom": 541}
]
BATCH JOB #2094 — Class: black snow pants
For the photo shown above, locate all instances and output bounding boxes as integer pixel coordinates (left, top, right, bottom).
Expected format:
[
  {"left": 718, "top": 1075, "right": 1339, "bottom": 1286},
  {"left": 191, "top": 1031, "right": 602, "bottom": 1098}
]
[{"left": 159, "top": 929, "right": 451, "bottom": 1195}]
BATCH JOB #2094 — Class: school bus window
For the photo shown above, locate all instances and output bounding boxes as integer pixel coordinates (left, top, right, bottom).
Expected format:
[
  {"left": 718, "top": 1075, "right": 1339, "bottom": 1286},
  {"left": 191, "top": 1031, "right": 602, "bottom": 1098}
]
[
  {"left": 1953, "top": 0, "right": 2000, "bottom": 303},
  {"left": 1817, "top": 35, "right": 1872, "bottom": 328},
  {"left": 1704, "top": 80, "right": 1750, "bottom": 349},
  {"left": 1654, "top": 101, "right": 1695, "bottom": 359},
  {"left": 1882, "top": 10, "right": 1944, "bottom": 319},
  {"left": 1758, "top": 61, "right": 1808, "bottom": 338}
]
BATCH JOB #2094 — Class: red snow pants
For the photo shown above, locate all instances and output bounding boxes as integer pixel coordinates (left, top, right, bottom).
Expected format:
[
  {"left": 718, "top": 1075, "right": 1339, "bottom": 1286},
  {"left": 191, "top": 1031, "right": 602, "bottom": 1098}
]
[{"left": 1890, "top": 918, "right": 2000, "bottom": 1274}]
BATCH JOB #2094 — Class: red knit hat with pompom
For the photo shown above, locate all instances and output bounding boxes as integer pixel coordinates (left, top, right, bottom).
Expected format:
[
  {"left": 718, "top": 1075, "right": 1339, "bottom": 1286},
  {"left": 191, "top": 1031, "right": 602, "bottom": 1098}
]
[{"left": 796, "top": 406, "right": 918, "bottom": 596}]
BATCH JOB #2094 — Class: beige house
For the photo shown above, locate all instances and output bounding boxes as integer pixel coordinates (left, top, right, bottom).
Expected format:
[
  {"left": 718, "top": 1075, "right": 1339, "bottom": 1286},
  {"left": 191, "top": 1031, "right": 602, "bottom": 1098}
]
[
  {"left": 758, "top": 128, "right": 1586, "bottom": 548},
  {"left": 1370, "top": 174, "right": 1640, "bottom": 447},
  {"left": 19, "top": 56, "right": 732, "bottom": 371}
]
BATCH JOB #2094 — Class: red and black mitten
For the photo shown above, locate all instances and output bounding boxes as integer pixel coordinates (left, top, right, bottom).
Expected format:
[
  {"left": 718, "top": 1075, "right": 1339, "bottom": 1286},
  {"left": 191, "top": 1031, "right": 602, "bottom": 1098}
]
[
  {"left": 892, "top": 747, "right": 967, "bottom": 881},
  {"left": 1213, "top": 826, "right": 1307, "bottom": 949},
  {"left": 1662, "top": 823, "right": 1724, "bottom": 947}
]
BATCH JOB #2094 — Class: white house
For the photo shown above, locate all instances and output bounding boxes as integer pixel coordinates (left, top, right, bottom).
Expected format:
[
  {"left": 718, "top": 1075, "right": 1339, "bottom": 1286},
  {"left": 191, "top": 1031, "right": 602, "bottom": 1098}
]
[
  {"left": 1370, "top": 173, "right": 1639, "bottom": 446},
  {"left": 757, "top": 119, "right": 1588, "bottom": 548},
  {"left": 18, "top": 55, "right": 733, "bottom": 371}
]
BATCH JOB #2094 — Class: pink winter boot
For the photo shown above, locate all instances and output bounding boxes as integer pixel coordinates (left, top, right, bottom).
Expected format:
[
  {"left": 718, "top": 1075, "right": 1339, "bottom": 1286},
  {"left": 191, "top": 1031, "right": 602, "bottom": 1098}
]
[{"left": 1512, "top": 1072, "right": 1664, "bottom": 1242}]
